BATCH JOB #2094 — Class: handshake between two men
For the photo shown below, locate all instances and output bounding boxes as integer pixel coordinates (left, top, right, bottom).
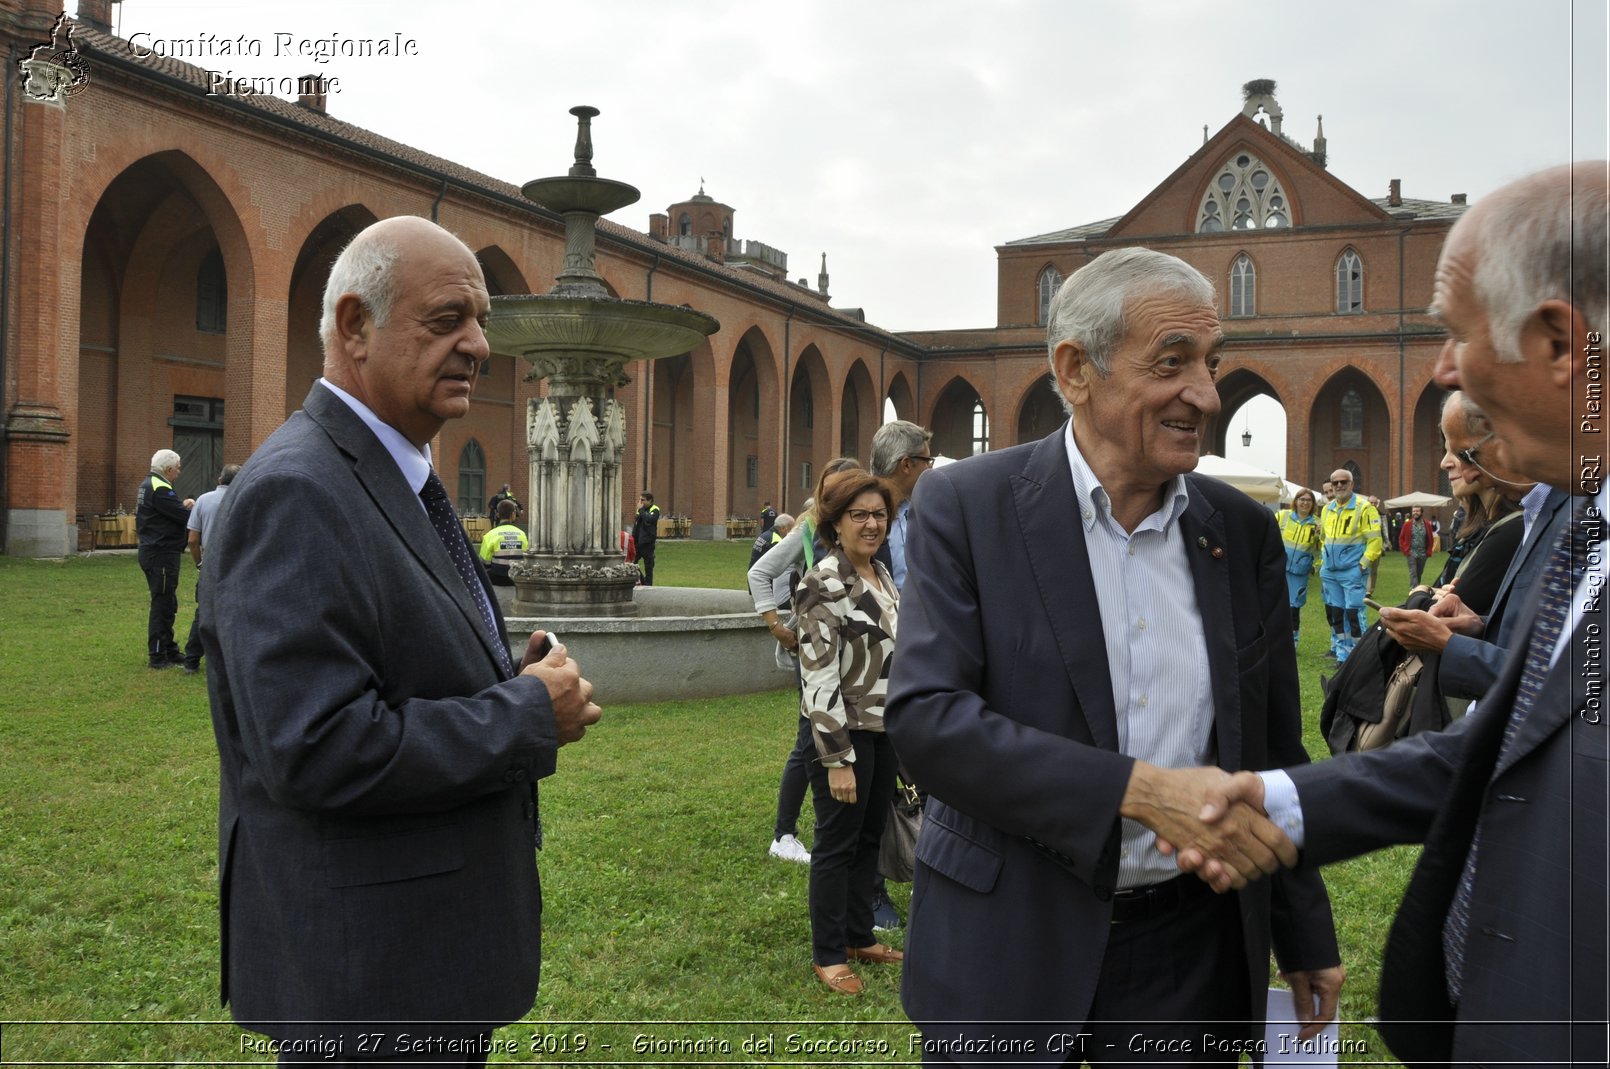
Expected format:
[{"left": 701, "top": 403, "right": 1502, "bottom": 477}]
[
  {"left": 1122, "top": 762, "right": 1286, "bottom": 893},
  {"left": 1122, "top": 763, "right": 1344, "bottom": 1037}
]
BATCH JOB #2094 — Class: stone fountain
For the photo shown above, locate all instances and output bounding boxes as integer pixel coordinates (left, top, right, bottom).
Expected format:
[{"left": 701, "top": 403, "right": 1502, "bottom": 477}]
[
  {"left": 487, "top": 106, "right": 718, "bottom": 618},
  {"left": 485, "top": 108, "right": 776, "bottom": 704}
]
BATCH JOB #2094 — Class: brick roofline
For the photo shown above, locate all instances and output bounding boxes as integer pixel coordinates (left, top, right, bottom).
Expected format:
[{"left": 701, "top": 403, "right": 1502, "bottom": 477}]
[{"left": 73, "top": 25, "right": 923, "bottom": 355}]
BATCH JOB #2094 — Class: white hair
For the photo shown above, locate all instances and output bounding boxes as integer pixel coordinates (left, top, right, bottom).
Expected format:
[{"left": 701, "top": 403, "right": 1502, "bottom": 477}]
[
  {"left": 150, "top": 448, "right": 181, "bottom": 472},
  {"left": 317, "top": 227, "right": 404, "bottom": 349},
  {"left": 1045, "top": 248, "right": 1215, "bottom": 416},
  {"left": 1471, "top": 161, "right": 1608, "bottom": 362}
]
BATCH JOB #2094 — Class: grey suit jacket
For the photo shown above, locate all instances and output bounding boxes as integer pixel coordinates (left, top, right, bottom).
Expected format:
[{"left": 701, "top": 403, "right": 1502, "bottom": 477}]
[
  {"left": 1439, "top": 487, "right": 1572, "bottom": 700},
  {"left": 199, "top": 384, "right": 558, "bottom": 1048},
  {"left": 1290, "top": 505, "right": 1607, "bottom": 1066},
  {"left": 885, "top": 428, "right": 1338, "bottom": 1056}
]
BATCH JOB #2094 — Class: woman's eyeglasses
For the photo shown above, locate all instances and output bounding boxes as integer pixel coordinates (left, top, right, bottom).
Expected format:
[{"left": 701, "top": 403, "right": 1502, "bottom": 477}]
[{"left": 846, "top": 509, "right": 889, "bottom": 524}]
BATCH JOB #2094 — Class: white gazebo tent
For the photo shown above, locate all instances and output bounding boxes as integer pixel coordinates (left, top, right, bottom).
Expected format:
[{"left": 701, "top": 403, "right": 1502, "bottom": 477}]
[
  {"left": 1192, "top": 454, "right": 1285, "bottom": 505},
  {"left": 1384, "top": 490, "right": 1454, "bottom": 510}
]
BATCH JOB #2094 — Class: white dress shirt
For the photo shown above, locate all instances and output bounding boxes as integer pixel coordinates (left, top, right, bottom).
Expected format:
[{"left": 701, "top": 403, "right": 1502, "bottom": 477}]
[
  {"left": 319, "top": 378, "right": 433, "bottom": 507},
  {"left": 1064, "top": 423, "right": 1213, "bottom": 887}
]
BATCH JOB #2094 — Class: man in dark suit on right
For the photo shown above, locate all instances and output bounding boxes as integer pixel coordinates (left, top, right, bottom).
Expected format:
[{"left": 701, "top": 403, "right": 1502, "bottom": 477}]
[{"left": 1190, "top": 161, "right": 1608, "bottom": 1066}]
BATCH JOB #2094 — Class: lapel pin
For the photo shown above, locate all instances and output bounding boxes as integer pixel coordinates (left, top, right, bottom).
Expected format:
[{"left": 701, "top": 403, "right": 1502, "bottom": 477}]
[
  {"left": 1211, "top": 546, "right": 1224, "bottom": 559},
  {"left": 1197, "top": 536, "right": 1208, "bottom": 549}
]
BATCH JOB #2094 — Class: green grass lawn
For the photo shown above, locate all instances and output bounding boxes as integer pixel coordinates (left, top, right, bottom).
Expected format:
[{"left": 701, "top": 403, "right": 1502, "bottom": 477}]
[{"left": 0, "top": 543, "right": 1432, "bottom": 1065}]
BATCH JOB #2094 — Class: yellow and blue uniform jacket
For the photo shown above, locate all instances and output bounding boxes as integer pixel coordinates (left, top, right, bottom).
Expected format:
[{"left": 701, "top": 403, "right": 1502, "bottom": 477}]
[
  {"left": 1278, "top": 509, "right": 1321, "bottom": 576},
  {"left": 1319, "top": 494, "right": 1382, "bottom": 574}
]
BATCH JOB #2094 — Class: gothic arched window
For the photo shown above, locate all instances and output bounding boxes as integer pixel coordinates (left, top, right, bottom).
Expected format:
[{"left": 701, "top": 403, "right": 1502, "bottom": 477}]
[
  {"left": 196, "top": 248, "right": 227, "bottom": 333},
  {"left": 972, "top": 399, "right": 990, "bottom": 455},
  {"left": 1198, "top": 153, "right": 1290, "bottom": 232},
  {"left": 1230, "top": 254, "right": 1256, "bottom": 318},
  {"left": 1339, "top": 389, "right": 1364, "bottom": 448},
  {"left": 457, "top": 439, "right": 487, "bottom": 514},
  {"left": 1336, "top": 248, "right": 1364, "bottom": 314},
  {"left": 1037, "top": 266, "right": 1062, "bottom": 326},
  {"left": 678, "top": 213, "right": 691, "bottom": 236}
]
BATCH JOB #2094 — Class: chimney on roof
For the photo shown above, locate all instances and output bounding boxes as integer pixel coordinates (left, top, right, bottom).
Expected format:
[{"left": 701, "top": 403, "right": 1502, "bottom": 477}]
[
  {"left": 76, "top": 0, "right": 114, "bottom": 32},
  {"left": 297, "top": 74, "right": 328, "bottom": 115},
  {"left": 1388, "top": 178, "right": 1402, "bottom": 207},
  {"left": 1451, "top": 193, "right": 1467, "bottom": 205},
  {"left": 817, "top": 253, "right": 830, "bottom": 298},
  {"left": 648, "top": 213, "right": 668, "bottom": 241}
]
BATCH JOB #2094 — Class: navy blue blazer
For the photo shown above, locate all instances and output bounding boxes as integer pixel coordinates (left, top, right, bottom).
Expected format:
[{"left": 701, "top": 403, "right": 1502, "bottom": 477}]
[
  {"left": 1291, "top": 500, "right": 1607, "bottom": 1065},
  {"left": 1440, "top": 487, "right": 1572, "bottom": 700},
  {"left": 885, "top": 427, "right": 1338, "bottom": 1054}
]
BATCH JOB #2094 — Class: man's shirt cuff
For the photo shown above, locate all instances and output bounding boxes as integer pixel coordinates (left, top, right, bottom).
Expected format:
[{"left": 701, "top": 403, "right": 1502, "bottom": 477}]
[{"left": 1257, "top": 769, "right": 1305, "bottom": 849}]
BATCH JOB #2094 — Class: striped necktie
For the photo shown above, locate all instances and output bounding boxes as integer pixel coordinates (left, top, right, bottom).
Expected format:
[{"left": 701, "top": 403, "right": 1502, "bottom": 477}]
[
  {"left": 420, "top": 470, "right": 515, "bottom": 678},
  {"left": 1443, "top": 499, "right": 1603, "bottom": 999}
]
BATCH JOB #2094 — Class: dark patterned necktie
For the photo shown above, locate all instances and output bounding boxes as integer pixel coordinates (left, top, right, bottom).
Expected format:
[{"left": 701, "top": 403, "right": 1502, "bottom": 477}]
[
  {"left": 1444, "top": 499, "right": 1603, "bottom": 999},
  {"left": 420, "top": 470, "right": 515, "bottom": 677}
]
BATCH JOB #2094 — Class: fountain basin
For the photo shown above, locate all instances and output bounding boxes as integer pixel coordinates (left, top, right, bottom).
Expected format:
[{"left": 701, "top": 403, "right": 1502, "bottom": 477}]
[
  {"left": 487, "top": 295, "right": 718, "bottom": 363},
  {"left": 495, "top": 586, "right": 792, "bottom": 704}
]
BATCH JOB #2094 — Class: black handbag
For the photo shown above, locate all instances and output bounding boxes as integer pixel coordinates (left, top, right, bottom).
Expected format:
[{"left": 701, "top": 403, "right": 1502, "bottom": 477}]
[{"left": 878, "top": 776, "right": 923, "bottom": 882}]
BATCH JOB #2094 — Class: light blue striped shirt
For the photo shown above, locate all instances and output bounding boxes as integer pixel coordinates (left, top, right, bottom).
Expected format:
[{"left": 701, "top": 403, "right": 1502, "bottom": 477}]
[
  {"left": 889, "top": 499, "right": 911, "bottom": 591},
  {"left": 1064, "top": 423, "right": 1214, "bottom": 888}
]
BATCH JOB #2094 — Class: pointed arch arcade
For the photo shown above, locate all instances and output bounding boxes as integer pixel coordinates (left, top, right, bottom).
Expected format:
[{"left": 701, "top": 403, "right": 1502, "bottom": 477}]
[
  {"left": 77, "top": 150, "right": 257, "bottom": 521},
  {"left": 727, "top": 329, "right": 780, "bottom": 519},
  {"left": 1309, "top": 368, "right": 1390, "bottom": 493},
  {"left": 930, "top": 376, "right": 988, "bottom": 458}
]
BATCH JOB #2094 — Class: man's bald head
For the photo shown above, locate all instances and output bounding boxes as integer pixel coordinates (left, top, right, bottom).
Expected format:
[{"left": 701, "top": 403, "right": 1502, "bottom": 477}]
[
  {"left": 319, "top": 217, "right": 491, "bottom": 447},
  {"left": 1460, "top": 161, "right": 1609, "bottom": 362},
  {"left": 319, "top": 217, "right": 481, "bottom": 354},
  {"left": 1431, "top": 162, "right": 1608, "bottom": 490}
]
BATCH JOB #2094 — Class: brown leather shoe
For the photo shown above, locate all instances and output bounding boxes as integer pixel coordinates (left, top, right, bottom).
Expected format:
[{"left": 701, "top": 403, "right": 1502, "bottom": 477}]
[
  {"left": 812, "top": 963, "right": 863, "bottom": 995},
  {"left": 846, "top": 943, "right": 904, "bottom": 965}
]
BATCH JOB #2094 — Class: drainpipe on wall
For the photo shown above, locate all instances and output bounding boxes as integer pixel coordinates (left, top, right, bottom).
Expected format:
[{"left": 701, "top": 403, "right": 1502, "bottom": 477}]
[
  {"left": 1397, "top": 227, "right": 1407, "bottom": 496},
  {"left": 876, "top": 345, "right": 888, "bottom": 429},
  {"left": 0, "top": 45, "right": 16, "bottom": 551},
  {"left": 641, "top": 252, "right": 661, "bottom": 491},
  {"left": 429, "top": 179, "right": 447, "bottom": 223},
  {"left": 915, "top": 356, "right": 924, "bottom": 432},
  {"left": 780, "top": 303, "right": 795, "bottom": 510}
]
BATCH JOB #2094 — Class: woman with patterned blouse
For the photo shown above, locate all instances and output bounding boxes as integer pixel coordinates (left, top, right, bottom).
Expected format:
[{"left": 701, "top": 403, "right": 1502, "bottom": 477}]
[{"left": 794, "top": 468, "right": 903, "bottom": 995}]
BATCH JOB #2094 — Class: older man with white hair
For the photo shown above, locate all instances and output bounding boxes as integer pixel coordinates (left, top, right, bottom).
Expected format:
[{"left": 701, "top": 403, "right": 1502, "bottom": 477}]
[
  {"left": 887, "top": 246, "right": 1341, "bottom": 1063},
  {"left": 135, "top": 447, "right": 192, "bottom": 669}
]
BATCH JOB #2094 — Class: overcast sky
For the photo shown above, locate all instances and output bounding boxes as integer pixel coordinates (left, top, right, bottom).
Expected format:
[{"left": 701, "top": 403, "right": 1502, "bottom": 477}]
[{"left": 80, "top": 0, "right": 1607, "bottom": 477}]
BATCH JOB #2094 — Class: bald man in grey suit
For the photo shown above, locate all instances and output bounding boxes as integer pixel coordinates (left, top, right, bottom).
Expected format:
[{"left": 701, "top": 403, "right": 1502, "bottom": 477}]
[{"left": 200, "top": 217, "right": 600, "bottom": 1065}]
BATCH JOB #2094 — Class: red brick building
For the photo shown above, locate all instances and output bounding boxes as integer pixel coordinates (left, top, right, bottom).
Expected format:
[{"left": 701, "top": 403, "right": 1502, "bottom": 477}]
[
  {"left": 1, "top": 3, "right": 1454, "bottom": 557},
  {"left": 911, "top": 82, "right": 1463, "bottom": 505}
]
